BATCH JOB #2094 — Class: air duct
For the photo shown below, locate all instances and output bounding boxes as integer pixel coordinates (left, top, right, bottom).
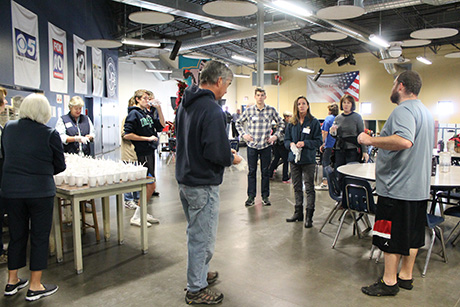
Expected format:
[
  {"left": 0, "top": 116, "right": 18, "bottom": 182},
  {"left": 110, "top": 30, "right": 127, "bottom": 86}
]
[{"left": 379, "top": 49, "right": 397, "bottom": 75}]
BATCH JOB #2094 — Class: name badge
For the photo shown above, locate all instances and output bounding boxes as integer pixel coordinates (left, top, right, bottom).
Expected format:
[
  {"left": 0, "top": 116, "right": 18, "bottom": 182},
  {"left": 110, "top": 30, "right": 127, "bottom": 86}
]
[
  {"left": 65, "top": 122, "right": 73, "bottom": 128},
  {"left": 252, "top": 116, "right": 259, "bottom": 121},
  {"left": 303, "top": 127, "right": 311, "bottom": 134}
]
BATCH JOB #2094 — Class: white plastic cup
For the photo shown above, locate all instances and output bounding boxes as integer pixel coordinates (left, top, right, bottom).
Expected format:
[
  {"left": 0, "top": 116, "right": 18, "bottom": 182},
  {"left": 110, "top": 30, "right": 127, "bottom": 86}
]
[
  {"left": 68, "top": 175, "right": 76, "bottom": 186},
  {"left": 97, "top": 175, "right": 105, "bottom": 186},
  {"left": 106, "top": 174, "right": 115, "bottom": 185},
  {"left": 54, "top": 175, "right": 64, "bottom": 186},
  {"left": 439, "top": 152, "right": 451, "bottom": 173},
  {"left": 120, "top": 172, "right": 128, "bottom": 182},
  {"left": 75, "top": 176, "right": 84, "bottom": 187},
  {"left": 113, "top": 172, "right": 121, "bottom": 183}
]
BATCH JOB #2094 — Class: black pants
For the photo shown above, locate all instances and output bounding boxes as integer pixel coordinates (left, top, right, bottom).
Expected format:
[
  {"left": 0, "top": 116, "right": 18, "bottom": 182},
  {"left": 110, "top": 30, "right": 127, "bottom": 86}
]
[
  {"left": 268, "top": 143, "right": 289, "bottom": 181},
  {"left": 6, "top": 196, "right": 54, "bottom": 271},
  {"left": 231, "top": 122, "right": 239, "bottom": 138},
  {"left": 138, "top": 154, "right": 156, "bottom": 178},
  {"left": 335, "top": 148, "right": 360, "bottom": 189}
]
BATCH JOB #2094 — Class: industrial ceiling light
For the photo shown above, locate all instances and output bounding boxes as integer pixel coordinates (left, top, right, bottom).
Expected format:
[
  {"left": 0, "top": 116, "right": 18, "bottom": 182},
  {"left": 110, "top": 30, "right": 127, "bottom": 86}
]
[
  {"left": 231, "top": 54, "right": 255, "bottom": 63},
  {"left": 272, "top": 0, "right": 312, "bottom": 17},
  {"left": 337, "top": 54, "right": 355, "bottom": 66},
  {"left": 297, "top": 67, "right": 315, "bottom": 73},
  {"left": 416, "top": 56, "right": 432, "bottom": 65},
  {"left": 145, "top": 69, "right": 173, "bottom": 73},
  {"left": 388, "top": 41, "right": 403, "bottom": 58},
  {"left": 130, "top": 56, "right": 160, "bottom": 61},
  {"left": 234, "top": 74, "right": 251, "bottom": 78},
  {"left": 369, "top": 34, "right": 390, "bottom": 48},
  {"left": 121, "top": 38, "right": 161, "bottom": 48},
  {"left": 325, "top": 53, "right": 340, "bottom": 65}
]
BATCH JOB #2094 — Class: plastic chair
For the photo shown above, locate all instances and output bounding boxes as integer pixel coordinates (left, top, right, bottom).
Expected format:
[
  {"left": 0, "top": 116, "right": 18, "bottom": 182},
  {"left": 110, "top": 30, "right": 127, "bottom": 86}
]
[
  {"left": 319, "top": 166, "right": 343, "bottom": 233},
  {"left": 166, "top": 138, "right": 176, "bottom": 165},
  {"left": 444, "top": 206, "right": 460, "bottom": 246},
  {"left": 422, "top": 213, "right": 448, "bottom": 277},
  {"left": 332, "top": 176, "right": 376, "bottom": 248}
]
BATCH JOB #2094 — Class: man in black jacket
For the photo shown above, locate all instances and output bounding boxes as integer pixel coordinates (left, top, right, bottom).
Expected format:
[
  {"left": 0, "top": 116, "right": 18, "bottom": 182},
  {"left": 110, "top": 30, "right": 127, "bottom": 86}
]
[{"left": 176, "top": 61, "right": 241, "bottom": 305}]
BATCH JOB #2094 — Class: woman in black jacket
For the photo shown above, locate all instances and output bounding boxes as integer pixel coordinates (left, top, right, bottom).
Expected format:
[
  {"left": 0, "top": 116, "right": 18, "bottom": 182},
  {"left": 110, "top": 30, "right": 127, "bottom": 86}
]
[
  {"left": 2, "top": 94, "right": 66, "bottom": 301},
  {"left": 284, "top": 96, "right": 322, "bottom": 228}
]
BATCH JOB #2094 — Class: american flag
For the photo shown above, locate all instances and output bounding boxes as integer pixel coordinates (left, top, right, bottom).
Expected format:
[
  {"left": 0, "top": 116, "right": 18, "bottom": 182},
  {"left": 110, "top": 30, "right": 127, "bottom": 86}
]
[{"left": 307, "top": 71, "right": 360, "bottom": 103}]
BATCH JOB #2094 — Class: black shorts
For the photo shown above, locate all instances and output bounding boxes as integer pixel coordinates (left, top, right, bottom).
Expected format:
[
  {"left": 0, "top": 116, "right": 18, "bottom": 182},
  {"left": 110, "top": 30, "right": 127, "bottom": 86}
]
[
  {"left": 138, "top": 154, "right": 155, "bottom": 178},
  {"left": 372, "top": 196, "right": 427, "bottom": 256}
]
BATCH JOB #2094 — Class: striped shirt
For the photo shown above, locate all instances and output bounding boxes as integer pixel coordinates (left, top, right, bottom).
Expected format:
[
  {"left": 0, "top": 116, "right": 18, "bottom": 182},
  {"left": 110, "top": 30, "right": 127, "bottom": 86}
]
[{"left": 236, "top": 104, "right": 284, "bottom": 150}]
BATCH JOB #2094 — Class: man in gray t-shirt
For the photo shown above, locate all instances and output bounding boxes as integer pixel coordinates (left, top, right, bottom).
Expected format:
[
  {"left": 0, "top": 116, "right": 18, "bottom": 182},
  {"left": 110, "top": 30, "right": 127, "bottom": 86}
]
[{"left": 357, "top": 71, "right": 434, "bottom": 297}]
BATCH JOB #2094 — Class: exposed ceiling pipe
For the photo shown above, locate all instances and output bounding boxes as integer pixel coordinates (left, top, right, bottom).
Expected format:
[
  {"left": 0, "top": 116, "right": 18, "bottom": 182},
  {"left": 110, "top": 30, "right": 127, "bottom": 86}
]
[
  {"left": 379, "top": 49, "right": 397, "bottom": 75},
  {"left": 180, "top": 20, "right": 306, "bottom": 51}
]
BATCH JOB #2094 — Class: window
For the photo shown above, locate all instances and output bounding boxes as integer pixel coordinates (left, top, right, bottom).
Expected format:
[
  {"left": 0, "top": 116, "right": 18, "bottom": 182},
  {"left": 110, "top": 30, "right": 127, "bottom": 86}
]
[
  {"left": 360, "top": 102, "right": 371, "bottom": 115},
  {"left": 437, "top": 101, "right": 453, "bottom": 115}
]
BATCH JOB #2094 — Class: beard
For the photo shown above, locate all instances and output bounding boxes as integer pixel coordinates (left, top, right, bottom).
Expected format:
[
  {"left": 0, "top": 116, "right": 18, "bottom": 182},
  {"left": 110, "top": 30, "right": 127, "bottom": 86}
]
[{"left": 390, "top": 90, "right": 400, "bottom": 104}]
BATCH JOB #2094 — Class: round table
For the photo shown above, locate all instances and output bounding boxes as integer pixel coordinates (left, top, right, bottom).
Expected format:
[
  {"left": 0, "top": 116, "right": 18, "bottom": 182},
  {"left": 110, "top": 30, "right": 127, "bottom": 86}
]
[{"left": 337, "top": 163, "right": 460, "bottom": 188}]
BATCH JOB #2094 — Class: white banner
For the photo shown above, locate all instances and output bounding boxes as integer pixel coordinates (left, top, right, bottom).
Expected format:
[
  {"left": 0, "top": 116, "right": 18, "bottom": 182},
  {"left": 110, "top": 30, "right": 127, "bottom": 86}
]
[
  {"left": 92, "top": 47, "right": 103, "bottom": 97},
  {"left": 11, "top": 1, "right": 40, "bottom": 89},
  {"left": 105, "top": 54, "right": 118, "bottom": 99},
  {"left": 73, "top": 34, "right": 87, "bottom": 94},
  {"left": 48, "top": 22, "right": 67, "bottom": 93}
]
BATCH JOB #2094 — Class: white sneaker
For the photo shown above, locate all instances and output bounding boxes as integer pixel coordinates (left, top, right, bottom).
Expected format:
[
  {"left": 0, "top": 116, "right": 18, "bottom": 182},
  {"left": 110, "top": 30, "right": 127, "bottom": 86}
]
[
  {"left": 130, "top": 217, "right": 152, "bottom": 227},
  {"left": 124, "top": 200, "right": 138, "bottom": 210},
  {"left": 315, "top": 183, "right": 328, "bottom": 191},
  {"left": 147, "top": 214, "right": 160, "bottom": 224}
]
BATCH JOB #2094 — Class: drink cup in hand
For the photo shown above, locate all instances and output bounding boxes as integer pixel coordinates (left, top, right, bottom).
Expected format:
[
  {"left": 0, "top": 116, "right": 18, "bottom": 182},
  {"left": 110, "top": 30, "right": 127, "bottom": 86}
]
[{"left": 330, "top": 123, "right": 338, "bottom": 136}]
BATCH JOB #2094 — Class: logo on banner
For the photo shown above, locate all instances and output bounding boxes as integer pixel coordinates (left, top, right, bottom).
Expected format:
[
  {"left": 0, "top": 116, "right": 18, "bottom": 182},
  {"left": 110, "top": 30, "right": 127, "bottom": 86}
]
[
  {"left": 14, "top": 28, "right": 37, "bottom": 60},
  {"left": 106, "top": 57, "right": 117, "bottom": 98},
  {"left": 93, "top": 64, "right": 102, "bottom": 80},
  {"left": 52, "top": 39, "right": 64, "bottom": 79},
  {"left": 76, "top": 49, "right": 86, "bottom": 82}
]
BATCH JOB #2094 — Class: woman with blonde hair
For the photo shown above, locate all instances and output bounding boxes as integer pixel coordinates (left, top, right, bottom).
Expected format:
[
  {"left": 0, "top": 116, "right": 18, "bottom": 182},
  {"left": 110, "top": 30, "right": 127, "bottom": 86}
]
[
  {"left": 2, "top": 94, "right": 66, "bottom": 301},
  {"left": 55, "top": 95, "right": 95, "bottom": 156},
  {"left": 284, "top": 96, "right": 322, "bottom": 227}
]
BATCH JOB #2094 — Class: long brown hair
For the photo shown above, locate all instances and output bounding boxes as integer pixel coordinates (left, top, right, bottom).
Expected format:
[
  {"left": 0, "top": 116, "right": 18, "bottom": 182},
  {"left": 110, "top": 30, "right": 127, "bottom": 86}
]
[{"left": 291, "top": 96, "right": 313, "bottom": 125}]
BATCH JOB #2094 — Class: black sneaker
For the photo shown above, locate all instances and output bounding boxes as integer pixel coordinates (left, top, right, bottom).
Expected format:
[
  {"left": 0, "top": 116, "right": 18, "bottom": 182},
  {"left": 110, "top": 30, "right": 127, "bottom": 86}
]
[
  {"left": 25, "top": 284, "right": 59, "bottom": 301},
  {"left": 262, "top": 197, "right": 271, "bottom": 206},
  {"left": 361, "top": 279, "right": 399, "bottom": 297},
  {"left": 397, "top": 275, "right": 414, "bottom": 290},
  {"left": 4, "top": 278, "right": 29, "bottom": 296},
  {"left": 185, "top": 287, "right": 224, "bottom": 305},
  {"left": 207, "top": 271, "right": 219, "bottom": 286},
  {"left": 245, "top": 196, "right": 255, "bottom": 207}
]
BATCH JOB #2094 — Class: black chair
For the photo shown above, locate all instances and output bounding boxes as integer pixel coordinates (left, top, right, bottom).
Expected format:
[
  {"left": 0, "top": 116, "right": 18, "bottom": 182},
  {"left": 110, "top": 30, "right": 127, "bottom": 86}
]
[
  {"left": 332, "top": 176, "right": 377, "bottom": 248},
  {"left": 444, "top": 206, "right": 460, "bottom": 246},
  {"left": 319, "top": 166, "right": 342, "bottom": 233},
  {"left": 422, "top": 213, "right": 448, "bottom": 277}
]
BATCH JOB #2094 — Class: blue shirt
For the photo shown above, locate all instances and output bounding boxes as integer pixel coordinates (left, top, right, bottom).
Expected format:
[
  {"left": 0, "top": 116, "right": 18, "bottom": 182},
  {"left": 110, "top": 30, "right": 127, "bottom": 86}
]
[{"left": 322, "top": 114, "right": 336, "bottom": 149}]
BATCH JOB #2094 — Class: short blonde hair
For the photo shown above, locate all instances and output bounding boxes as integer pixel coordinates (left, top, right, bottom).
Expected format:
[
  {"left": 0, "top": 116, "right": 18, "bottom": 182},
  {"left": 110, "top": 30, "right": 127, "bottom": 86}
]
[
  {"left": 19, "top": 93, "right": 52, "bottom": 124},
  {"left": 69, "top": 96, "right": 85, "bottom": 109}
]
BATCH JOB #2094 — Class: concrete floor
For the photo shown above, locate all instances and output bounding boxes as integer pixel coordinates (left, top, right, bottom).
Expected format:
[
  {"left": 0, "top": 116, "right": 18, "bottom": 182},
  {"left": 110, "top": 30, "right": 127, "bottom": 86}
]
[{"left": 2, "top": 150, "right": 460, "bottom": 306}]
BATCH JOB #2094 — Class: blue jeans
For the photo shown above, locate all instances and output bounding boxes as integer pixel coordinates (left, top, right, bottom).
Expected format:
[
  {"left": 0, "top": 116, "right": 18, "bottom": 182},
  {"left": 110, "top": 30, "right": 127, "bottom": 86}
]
[
  {"left": 124, "top": 191, "right": 139, "bottom": 202},
  {"left": 179, "top": 184, "right": 220, "bottom": 292},
  {"left": 247, "top": 146, "right": 271, "bottom": 198}
]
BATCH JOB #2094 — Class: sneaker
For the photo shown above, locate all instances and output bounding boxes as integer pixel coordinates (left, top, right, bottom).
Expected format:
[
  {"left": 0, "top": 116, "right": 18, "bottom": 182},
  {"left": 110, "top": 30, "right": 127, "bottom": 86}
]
[
  {"left": 262, "top": 197, "right": 271, "bottom": 206},
  {"left": 245, "top": 196, "right": 255, "bottom": 207},
  {"left": 4, "top": 278, "right": 29, "bottom": 296},
  {"left": 282, "top": 179, "right": 291, "bottom": 183},
  {"left": 152, "top": 191, "right": 160, "bottom": 197},
  {"left": 207, "top": 271, "right": 219, "bottom": 286},
  {"left": 397, "top": 275, "right": 414, "bottom": 290},
  {"left": 0, "top": 253, "right": 7, "bottom": 264},
  {"left": 185, "top": 287, "right": 224, "bottom": 305},
  {"left": 361, "top": 279, "right": 399, "bottom": 297},
  {"left": 147, "top": 214, "right": 160, "bottom": 224},
  {"left": 25, "top": 284, "right": 58, "bottom": 301},
  {"left": 315, "top": 183, "right": 328, "bottom": 191},
  {"left": 130, "top": 217, "right": 152, "bottom": 227},
  {"left": 124, "top": 200, "right": 138, "bottom": 210}
]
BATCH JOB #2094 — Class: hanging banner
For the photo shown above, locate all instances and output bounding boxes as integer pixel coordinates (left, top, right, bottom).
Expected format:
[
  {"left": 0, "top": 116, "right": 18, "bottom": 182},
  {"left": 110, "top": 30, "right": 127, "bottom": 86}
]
[
  {"left": 179, "top": 56, "right": 207, "bottom": 86},
  {"left": 73, "top": 34, "right": 87, "bottom": 95},
  {"left": 105, "top": 53, "right": 118, "bottom": 99},
  {"left": 11, "top": 1, "right": 40, "bottom": 89},
  {"left": 307, "top": 71, "right": 360, "bottom": 103},
  {"left": 92, "top": 47, "right": 103, "bottom": 97},
  {"left": 48, "top": 22, "right": 68, "bottom": 93}
]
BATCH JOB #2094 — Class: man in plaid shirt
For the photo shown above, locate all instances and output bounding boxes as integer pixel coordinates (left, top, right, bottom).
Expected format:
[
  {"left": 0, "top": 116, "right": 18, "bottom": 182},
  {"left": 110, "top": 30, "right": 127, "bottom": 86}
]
[{"left": 236, "top": 88, "right": 285, "bottom": 207}]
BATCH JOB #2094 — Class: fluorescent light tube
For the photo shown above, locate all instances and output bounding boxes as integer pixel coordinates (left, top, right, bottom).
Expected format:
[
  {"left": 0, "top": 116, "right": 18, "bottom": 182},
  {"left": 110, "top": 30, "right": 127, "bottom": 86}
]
[
  {"left": 297, "top": 67, "right": 315, "bottom": 73},
  {"left": 145, "top": 69, "right": 173, "bottom": 73},
  {"left": 416, "top": 56, "right": 432, "bottom": 65},
  {"left": 121, "top": 38, "right": 161, "bottom": 48},
  {"left": 231, "top": 54, "right": 255, "bottom": 63},
  {"left": 273, "top": 0, "right": 312, "bottom": 17},
  {"left": 234, "top": 74, "right": 251, "bottom": 78},
  {"left": 369, "top": 34, "right": 390, "bottom": 48}
]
